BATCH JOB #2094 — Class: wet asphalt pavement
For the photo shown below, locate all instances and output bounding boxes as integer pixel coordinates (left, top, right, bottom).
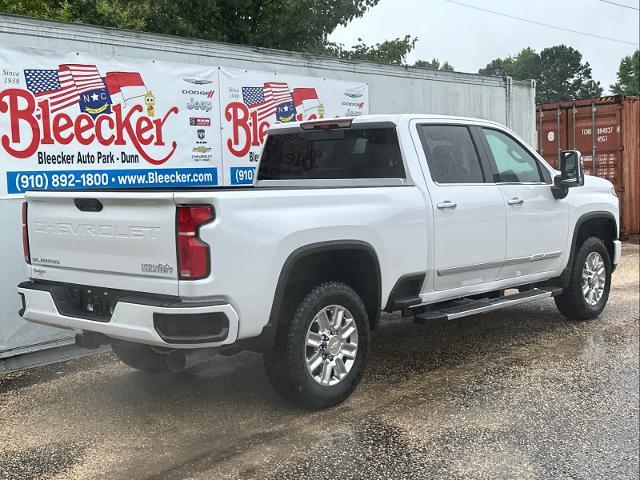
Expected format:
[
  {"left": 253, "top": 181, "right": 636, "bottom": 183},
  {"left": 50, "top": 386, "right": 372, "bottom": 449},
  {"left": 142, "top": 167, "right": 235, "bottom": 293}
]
[{"left": 1, "top": 244, "right": 638, "bottom": 480}]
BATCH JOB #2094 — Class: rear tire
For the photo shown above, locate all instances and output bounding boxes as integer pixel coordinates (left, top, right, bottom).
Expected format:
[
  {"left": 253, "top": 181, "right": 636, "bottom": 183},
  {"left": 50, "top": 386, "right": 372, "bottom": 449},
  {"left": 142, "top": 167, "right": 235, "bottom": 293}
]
[
  {"left": 264, "top": 281, "right": 369, "bottom": 410},
  {"left": 111, "top": 340, "right": 172, "bottom": 373},
  {"left": 555, "top": 236, "right": 612, "bottom": 320}
]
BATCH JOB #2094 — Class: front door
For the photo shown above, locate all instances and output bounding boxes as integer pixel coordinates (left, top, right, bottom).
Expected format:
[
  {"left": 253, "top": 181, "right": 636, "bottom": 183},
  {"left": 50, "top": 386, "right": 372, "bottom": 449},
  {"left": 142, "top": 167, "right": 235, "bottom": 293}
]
[
  {"left": 479, "top": 128, "right": 569, "bottom": 279},
  {"left": 414, "top": 123, "right": 507, "bottom": 292}
]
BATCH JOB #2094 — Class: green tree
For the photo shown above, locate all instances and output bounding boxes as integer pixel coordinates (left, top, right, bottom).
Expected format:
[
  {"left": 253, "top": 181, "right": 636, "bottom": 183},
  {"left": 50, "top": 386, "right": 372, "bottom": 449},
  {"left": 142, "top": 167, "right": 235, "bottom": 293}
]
[
  {"left": 325, "top": 35, "right": 417, "bottom": 64},
  {"left": 611, "top": 49, "right": 640, "bottom": 96},
  {"left": 0, "top": 0, "right": 64, "bottom": 17},
  {"left": 537, "top": 45, "right": 602, "bottom": 103},
  {"left": 478, "top": 57, "right": 514, "bottom": 77},
  {"left": 509, "top": 47, "right": 540, "bottom": 81},
  {"left": 479, "top": 45, "right": 603, "bottom": 103},
  {"left": 0, "top": 0, "right": 422, "bottom": 64},
  {"left": 478, "top": 48, "right": 540, "bottom": 79},
  {"left": 413, "top": 58, "right": 454, "bottom": 71}
]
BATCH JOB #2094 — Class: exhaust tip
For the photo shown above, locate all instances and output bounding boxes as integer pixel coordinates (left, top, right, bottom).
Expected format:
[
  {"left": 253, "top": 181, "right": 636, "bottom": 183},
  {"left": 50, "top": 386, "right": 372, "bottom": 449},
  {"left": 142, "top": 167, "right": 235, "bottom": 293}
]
[
  {"left": 166, "top": 350, "right": 188, "bottom": 372},
  {"left": 166, "top": 347, "right": 219, "bottom": 372}
]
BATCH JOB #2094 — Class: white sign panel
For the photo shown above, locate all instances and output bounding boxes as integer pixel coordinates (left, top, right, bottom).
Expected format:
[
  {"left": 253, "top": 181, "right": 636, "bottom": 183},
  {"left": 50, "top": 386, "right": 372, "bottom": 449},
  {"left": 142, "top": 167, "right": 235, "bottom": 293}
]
[
  {"left": 0, "top": 47, "right": 221, "bottom": 198},
  {"left": 219, "top": 67, "right": 368, "bottom": 185},
  {"left": 0, "top": 48, "right": 369, "bottom": 196}
]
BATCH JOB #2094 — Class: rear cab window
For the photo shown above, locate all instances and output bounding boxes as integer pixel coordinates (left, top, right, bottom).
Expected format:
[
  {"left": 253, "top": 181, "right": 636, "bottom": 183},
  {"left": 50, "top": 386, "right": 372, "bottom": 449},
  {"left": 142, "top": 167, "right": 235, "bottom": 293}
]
[
  {"left": 416, "top": 125, "right": 487, "bottom": 183},
  {"left": 258, "top": 126, "right": 406, "bottom": 180}
]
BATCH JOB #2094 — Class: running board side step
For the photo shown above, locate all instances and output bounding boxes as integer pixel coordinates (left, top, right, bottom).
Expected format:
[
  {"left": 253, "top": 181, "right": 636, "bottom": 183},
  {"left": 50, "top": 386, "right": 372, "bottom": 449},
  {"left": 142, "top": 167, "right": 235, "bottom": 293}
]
[{"left": 414, "top": 287, "right": 562, "bottom": 324}]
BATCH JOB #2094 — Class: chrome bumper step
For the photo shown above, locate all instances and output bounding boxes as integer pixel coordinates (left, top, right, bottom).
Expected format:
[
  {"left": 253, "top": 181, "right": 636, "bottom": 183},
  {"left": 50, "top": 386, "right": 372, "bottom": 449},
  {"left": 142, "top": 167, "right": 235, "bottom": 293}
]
[{"left": 414, "top": 287, "right": 562, "bottom": 324}]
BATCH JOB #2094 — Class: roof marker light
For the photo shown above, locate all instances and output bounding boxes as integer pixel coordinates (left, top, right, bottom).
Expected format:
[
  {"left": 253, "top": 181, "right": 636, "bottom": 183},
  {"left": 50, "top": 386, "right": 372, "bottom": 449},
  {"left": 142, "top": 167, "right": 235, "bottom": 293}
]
[{"left": 300, "top": 118, "right": 353, "bottom": 130}]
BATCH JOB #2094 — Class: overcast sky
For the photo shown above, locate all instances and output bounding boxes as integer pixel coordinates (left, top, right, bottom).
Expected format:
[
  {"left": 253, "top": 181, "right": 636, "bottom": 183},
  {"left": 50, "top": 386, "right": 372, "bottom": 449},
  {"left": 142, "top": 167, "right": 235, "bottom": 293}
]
[{"left": 329, "top": 0, "right": 640, "bottom": 91}]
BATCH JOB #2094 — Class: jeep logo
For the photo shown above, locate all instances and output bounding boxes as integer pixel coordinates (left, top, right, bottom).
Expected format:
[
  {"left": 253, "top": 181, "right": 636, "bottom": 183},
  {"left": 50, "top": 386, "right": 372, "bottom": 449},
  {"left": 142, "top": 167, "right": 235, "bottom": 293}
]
[{"left": 186, "top": 98, "right": 213, "bottom": 112}]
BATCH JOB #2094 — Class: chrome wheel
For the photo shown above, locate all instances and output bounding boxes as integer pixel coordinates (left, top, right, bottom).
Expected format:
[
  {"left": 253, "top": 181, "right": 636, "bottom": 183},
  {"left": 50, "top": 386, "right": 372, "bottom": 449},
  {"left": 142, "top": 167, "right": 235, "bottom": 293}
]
[
  {"left": 582, "top": 252, "right": 606, "bottom": 306},
  {"left": 305, "top": 305, "right": 358, "bottom": 386}
]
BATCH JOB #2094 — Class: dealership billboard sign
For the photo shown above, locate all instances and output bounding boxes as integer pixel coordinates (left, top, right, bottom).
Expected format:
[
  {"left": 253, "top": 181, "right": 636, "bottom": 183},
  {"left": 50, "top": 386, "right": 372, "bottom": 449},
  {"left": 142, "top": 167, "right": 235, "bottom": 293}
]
[{"left": 0, "top": 47, "right": 368, "bottom": 197}]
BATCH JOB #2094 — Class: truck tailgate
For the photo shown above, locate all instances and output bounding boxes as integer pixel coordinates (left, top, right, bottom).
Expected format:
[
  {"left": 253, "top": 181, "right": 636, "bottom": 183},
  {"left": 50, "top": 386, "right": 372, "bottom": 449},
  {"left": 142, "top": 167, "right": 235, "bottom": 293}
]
[{"left": 25, "top": 191, "right": 179, "bottom": 296}]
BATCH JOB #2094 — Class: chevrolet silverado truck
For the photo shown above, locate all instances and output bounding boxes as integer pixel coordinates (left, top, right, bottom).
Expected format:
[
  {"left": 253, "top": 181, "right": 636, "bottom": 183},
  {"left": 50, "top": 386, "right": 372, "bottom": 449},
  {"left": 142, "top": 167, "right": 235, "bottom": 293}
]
[{"left": 18, "top": 114, "right": 621, "bottom": 409}]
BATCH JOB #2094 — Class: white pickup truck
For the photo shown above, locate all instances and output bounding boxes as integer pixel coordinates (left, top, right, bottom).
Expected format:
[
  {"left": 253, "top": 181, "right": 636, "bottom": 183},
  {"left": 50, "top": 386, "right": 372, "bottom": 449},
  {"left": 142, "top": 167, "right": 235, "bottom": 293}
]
[{"left": 18, "top": 114, "right": 621, "bottom": 409}]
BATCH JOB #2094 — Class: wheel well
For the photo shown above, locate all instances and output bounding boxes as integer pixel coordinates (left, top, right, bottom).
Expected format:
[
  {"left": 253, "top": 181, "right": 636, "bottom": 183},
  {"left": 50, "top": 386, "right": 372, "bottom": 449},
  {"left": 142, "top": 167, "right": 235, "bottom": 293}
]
[
  {"left": 575, "top": 216, "right": 617, "bottom": 261},
  {"left": 552, "top": 214, "right": 618, "bottom": 289},
  {"left": 262, "top": 243, "right": 381, "bottom": 351}
]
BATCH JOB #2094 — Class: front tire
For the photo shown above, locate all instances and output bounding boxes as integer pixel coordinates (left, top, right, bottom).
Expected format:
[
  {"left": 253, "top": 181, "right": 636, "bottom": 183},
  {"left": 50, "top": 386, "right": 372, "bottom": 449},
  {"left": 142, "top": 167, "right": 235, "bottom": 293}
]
[
  {"left": 111, "top": 340, "right": 172, "bottom": 373},
  {"left": 555, "top": 236, "right": 612, "bottom": 320},
  {"left": 264, "top": 281, "right": 369, "bottom": 409}
]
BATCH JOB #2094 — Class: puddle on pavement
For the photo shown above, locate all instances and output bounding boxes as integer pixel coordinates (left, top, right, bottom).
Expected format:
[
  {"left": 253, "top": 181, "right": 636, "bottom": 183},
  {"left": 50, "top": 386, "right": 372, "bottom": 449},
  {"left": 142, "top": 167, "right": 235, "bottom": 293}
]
[{"left": 263, "top": 418, "right": 421, "bottom": 480}]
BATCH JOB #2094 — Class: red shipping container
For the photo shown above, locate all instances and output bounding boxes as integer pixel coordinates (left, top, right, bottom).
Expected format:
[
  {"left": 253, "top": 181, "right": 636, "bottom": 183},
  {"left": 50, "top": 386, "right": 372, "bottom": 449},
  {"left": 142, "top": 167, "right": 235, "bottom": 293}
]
[{"left": 537, "top": 95, "right": 640, "bottom": 238}]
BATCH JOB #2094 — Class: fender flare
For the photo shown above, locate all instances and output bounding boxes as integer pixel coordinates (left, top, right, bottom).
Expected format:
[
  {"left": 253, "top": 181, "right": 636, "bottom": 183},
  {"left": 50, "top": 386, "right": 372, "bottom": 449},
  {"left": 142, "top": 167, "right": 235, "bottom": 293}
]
[
  {"left": 254, "top": 240, "right": 382, "bottom": 352},
  {"left": 558, "top": 211, "right": 618, "bottom": 286}
]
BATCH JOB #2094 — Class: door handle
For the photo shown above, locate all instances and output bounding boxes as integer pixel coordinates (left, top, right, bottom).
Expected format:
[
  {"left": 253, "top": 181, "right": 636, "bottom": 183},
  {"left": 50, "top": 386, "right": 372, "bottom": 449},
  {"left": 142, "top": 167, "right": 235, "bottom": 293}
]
[
  {"left": 436, "top": 201, "right": 457, "bottom": 209},
  {"left": 507, "top": 197, "right": 524, "bottom": 206}
]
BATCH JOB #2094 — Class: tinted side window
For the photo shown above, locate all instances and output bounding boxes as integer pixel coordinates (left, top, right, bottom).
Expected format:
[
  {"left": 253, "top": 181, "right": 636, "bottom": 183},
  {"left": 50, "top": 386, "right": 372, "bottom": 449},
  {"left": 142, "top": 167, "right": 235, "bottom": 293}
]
[
  {"left": 483, "top": 129, "right": 543, "bottom": 183},
  {"left": 417, "top": 125, "right": 485, "bottom": 183},
  {"left": 258, "top": 127, "right": 405, "bottom": 180}
]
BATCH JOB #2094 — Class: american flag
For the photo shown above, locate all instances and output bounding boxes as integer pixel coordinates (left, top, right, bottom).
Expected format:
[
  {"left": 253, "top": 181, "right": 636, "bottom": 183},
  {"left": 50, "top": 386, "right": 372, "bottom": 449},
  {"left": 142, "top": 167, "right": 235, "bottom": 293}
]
[
  {"left": 242, "top": 82, "right": 293, "bottom": 121},
  {"left": 24, "top": 64, "right": 105, "bottom": 113}
]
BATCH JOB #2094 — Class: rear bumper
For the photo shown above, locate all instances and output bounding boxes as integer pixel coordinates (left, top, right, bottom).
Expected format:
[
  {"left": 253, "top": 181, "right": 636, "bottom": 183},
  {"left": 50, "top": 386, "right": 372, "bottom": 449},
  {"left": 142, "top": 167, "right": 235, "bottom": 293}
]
[{"left": 17, "top": 281, "right": 239, "bottom": 349}]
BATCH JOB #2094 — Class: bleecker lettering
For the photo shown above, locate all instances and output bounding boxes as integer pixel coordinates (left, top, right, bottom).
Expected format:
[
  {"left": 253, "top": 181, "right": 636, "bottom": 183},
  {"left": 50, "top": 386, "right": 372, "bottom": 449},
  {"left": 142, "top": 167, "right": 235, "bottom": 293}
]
[
  {"left": 53, "top": 112, "right": 74, "bottom": 145},
  {"left": 75, "top": 114, "right": 95, "bottom": 145},
  {"left": 225, "top": 101, "right": 269, "bottom": 158},
  {"left": 0, "top": 89, "right": 179, "bottom": 165},
  {"left": 226, "top": 102, "right": 252, "bottom": 157},
  {"left": 0, "top": 88, "right": 40, "bottom": 158},
  {"left": 136, "top": 116, "right": 155, "bottom": 146},
  {"left": 95, "top": 115, "right": 115, "bottom": 144},
  {"left": 37, "top": 152, "right": 74, "bottom": 164}
]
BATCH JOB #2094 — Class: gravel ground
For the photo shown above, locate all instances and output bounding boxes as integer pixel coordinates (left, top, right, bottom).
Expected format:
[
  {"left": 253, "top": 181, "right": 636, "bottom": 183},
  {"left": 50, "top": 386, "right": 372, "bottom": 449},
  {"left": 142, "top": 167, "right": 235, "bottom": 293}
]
[{"left": 0, "top": 244, "right": 638, "bottom": 480}]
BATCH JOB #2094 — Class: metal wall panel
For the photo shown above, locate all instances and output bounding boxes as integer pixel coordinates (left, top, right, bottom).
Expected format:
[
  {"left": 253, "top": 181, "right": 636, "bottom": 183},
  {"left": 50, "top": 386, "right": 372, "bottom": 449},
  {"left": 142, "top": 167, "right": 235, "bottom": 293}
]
[
  {"left": 0, "top": 14, "right": 536, "bottom": 359},
  {"left": 509, "top": 79, "right": 538, "bottom": 149}
]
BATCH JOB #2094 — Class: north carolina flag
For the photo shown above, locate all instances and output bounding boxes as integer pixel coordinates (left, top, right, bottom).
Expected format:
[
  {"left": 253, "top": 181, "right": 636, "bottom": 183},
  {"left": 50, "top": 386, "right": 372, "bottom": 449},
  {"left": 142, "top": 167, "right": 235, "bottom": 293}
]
[
  {"left": 292, "top": 88, "right": 320, "bottom": 118},
  {"left": 104, "top": 71, "right": 147, "bottom": 104},
  {"left": 242, "top": 82, "right": 294, "bottom": 121}
]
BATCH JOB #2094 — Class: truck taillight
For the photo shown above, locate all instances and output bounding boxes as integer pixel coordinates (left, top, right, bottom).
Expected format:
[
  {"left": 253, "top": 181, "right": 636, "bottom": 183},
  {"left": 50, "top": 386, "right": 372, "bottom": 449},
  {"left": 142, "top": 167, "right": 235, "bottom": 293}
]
[
  {"left": 22, "top": 202, "right": 30, "bottom": 264},
  {"left": 176, "top": 205, "right": 214, "bottom": 280}
]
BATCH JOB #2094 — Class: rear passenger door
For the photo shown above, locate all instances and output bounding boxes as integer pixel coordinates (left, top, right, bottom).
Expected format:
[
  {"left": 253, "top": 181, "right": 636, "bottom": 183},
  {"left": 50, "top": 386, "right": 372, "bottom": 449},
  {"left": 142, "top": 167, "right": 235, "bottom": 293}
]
[{"left": 414, "top": 123, "right": 507, "bottom": 292}]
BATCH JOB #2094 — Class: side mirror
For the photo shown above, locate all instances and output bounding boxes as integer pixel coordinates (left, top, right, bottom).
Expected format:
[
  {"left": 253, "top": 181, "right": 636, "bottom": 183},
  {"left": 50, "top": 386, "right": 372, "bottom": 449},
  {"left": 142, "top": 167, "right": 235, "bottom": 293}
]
[
  {"left": 559, "top": 150, "right": 584, "bottom": 187},
  {"left": 552, "top": 150, "right": 584, "bottom": 199}
]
